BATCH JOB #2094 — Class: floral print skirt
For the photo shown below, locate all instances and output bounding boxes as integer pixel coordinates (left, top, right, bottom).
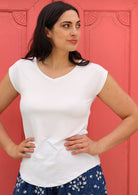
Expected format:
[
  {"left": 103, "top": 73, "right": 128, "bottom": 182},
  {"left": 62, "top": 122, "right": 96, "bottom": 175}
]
[{"left": 13, "top": 165, "right": 107, "bottom": 195}]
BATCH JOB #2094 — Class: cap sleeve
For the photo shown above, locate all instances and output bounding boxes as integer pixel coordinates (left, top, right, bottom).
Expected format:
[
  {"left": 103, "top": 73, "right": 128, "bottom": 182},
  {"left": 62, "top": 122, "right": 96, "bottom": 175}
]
[
  {"left": 8, "top": 60, "right": 22, "bottom": 93},
  {"left": 96, "top": 65, "right": 108, "bottom": 95},
  {"left": 90, "top": 63, "right": 108, "bottom": 96}
]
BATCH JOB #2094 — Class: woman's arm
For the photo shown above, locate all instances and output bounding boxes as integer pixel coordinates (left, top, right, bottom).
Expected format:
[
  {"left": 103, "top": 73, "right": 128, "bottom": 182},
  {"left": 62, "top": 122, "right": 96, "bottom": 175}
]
[
  {"left": 93, "top": 73, "right": 138, "bottom": 154},
  {"left": 64, "top": 73, "right": 138, "bottom": 155},
  {"left": 0, "top": 73, "right": 35, "bottom": 159}
]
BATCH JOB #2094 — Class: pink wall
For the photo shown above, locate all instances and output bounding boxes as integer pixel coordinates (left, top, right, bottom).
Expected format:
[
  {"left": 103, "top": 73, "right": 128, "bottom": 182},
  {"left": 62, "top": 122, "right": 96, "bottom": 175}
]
[{"left": 0, "top": 0, "right": 138, "bottom": 194}]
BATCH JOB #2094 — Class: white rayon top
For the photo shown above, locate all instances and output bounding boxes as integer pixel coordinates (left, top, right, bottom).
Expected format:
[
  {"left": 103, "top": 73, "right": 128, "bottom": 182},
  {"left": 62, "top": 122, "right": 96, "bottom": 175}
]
[{"left": 9, "top": 57, "right": 108, "bottom": 187}]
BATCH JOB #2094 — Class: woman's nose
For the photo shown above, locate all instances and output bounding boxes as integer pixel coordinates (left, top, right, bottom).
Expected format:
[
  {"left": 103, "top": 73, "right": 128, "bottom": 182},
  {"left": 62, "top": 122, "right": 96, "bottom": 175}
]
[{"left": 70, "top": 27, "right": 78, "bottom": 36}]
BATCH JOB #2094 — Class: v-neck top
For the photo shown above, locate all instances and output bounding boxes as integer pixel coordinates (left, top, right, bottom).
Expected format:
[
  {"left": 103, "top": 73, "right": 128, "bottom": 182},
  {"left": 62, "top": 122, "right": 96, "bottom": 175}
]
[
  {"left": 9, "top": 57, "right": 108, "bottom": 187},
  {"left": 34, "top": 57, "right": 78, "bottom": 81}
]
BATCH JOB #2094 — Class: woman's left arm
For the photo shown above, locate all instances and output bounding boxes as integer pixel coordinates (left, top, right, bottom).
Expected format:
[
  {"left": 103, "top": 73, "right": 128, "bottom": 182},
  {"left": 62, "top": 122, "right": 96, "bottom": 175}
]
[{"left": 64, "top": 73, "right": 138, "bottom": 155}]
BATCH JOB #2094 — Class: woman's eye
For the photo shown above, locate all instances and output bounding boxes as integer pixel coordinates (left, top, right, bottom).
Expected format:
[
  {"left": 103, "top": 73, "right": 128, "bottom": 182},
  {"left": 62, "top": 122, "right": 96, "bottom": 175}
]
[
  {"left": 62, "top": 23, "right": 81, "bottom": 28},
  {"left": 76, "top": 23, "right": 81, "bottom": 28},
  {"left": 63, "top": 24, "right": 70, "bottom": 28}
]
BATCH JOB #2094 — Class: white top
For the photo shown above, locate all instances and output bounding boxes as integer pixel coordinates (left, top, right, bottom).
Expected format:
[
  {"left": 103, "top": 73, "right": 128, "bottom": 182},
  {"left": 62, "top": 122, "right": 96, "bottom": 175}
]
[{"left": 9, "top": 57, "right": 108, "bottom": 187}]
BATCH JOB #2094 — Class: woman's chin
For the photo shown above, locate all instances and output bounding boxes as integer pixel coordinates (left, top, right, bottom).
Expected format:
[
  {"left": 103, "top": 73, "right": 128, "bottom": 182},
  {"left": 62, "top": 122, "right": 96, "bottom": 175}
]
[{"left": 69, "top": 47, "right": 78, "bottom": 52}]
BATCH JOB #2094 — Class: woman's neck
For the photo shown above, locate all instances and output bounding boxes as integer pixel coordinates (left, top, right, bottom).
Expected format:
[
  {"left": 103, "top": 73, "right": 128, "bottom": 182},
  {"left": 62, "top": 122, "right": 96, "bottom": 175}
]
[{"left": 42, "top": 49, "right": 72, "bottom": 70}]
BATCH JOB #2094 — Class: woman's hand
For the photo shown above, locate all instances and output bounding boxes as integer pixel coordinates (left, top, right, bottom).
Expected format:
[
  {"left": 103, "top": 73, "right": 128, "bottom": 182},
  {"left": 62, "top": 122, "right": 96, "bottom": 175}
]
[
  {"left": 64, "top": 134, "right": 100, "bottom": 156},
  {"left": 6, "top": 137, "right": 35, "bottom": 159}
]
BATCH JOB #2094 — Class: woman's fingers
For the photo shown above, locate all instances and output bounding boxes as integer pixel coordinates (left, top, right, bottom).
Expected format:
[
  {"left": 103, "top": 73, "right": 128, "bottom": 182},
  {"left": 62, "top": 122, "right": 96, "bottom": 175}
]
[
  {"left": 22, "top": 142, "right": 36, "bottom": 149},
  {"left": 64, "top": 134, "right": 96, "bottom": 155},
  {"left": 19, "top": 152, "right": 31, "bottom": 158},
  {"left": 65, "top": 135, "right": 83, "bottom": 141},
  {"left": 72, "top": 148, "right": 88, "bottom": 155},
  {"left": 24, "top": 137, "right": 35, "bottom": 142},
  {"left": 66, "top": 142, "right": 88, "bottom": 150},
  {"left": 65, "top": 135, "right": 85, "bottom": 146},
  {"left": 64, "top": 139, "right": 83, "bottom": 146},
  {"left": 7, "top": 137, "right": 35, "bottom": 159},
  {"left": 18, "top": 137, "right": 35, "bottom": 158},
  {"left": 21, "top": 137, "right": 35, "bottom": 148},
  {"left": 65, "top": 135, "right": 87, "bottom": 146},
  {"left": 22, "top": 147, "right": 34, "bottom": 153}
]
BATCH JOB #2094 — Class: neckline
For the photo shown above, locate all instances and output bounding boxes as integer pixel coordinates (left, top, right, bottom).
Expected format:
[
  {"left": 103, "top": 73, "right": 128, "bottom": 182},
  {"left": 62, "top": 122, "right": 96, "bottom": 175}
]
[{"left": 34, "top": 57, "right": 78, "bottom": 81}]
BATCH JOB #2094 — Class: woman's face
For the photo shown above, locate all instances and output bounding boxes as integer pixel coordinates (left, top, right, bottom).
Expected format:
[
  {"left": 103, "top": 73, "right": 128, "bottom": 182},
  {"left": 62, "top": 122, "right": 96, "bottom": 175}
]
[{"left": 46, "top": 10, "right": 81, "bottom": 52}]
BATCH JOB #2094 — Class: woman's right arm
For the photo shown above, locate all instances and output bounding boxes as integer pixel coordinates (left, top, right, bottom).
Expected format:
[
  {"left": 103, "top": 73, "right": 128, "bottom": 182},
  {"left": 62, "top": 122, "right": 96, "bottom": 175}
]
[{"left": 0, "top": 73, "right": 35, "bottom": 159}]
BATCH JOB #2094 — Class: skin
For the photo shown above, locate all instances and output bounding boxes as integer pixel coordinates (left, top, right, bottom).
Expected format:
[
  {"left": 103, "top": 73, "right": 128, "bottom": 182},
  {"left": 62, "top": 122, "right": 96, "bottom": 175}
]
[
  {"left": 0, "top": 10, "right": 138, "bottom": 159},
  {"left": 37, "top": 9, "right": 81, "bottom": 76}
]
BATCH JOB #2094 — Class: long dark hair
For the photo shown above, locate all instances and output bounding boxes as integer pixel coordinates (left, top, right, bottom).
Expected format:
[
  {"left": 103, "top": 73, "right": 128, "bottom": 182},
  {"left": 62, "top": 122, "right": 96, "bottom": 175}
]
[{"left": 24, "top": 1, "right": 89, "bottom": 66}]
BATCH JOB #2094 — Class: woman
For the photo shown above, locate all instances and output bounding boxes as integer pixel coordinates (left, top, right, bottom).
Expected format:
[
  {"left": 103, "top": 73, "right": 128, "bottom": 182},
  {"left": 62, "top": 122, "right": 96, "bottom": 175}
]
[{"left": 0, "top": 1, "right": 138, "bottom": 195}]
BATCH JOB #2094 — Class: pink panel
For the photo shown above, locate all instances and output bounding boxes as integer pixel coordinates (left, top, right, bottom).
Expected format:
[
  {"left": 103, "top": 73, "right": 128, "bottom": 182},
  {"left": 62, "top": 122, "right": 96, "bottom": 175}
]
[
  {"left": 77, "top": 0, "right": 136, "bottom": 10},
  {"left": 84, "top": 10, "right": 130, "bottom": 195},
  {"left": 129, "top": 5, "right": 138, "bottom": 195},
  {"left": 27, "top": 0, "right": 52, "bottom": 44},
  {"left": 0, "top": 11, "right": 26, "bottom": 195},
  {"left": 0, "top": 0, "right": 37, "bottom": 10}
]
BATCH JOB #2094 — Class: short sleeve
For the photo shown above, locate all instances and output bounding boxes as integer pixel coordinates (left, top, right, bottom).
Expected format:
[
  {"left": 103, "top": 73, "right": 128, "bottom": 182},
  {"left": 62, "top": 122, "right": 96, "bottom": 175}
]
[
  {"left": 8, "top": 60, "right": 22, "bottom": 93},
  {"left": 93, "top": 63, "right": 108, "bottom": 96}
]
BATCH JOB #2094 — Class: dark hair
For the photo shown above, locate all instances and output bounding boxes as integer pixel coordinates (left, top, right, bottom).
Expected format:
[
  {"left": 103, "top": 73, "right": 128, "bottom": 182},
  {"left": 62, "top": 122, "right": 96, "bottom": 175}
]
[{"left": 24, "top": 1, "right": 89, "bottom": 66}]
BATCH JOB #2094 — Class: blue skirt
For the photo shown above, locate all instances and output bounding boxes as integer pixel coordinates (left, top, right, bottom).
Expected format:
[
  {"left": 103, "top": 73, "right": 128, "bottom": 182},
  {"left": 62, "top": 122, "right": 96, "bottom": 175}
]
[{"left": 13, "top": 165, "right": 107, "bottom": 195}]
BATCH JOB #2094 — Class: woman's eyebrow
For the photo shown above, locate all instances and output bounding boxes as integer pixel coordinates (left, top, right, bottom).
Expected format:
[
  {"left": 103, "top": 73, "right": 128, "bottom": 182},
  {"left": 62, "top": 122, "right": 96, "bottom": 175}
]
[{"left": 60, "top": 20, "right": 80, "bottom": 24}]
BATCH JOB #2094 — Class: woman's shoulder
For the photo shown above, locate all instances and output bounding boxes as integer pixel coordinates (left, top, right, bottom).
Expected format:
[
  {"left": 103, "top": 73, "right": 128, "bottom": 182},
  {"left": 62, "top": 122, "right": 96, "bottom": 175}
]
[
  {"left": 9, "top": 57, "right": 36, "bottom": 70},
  {"left": 78, "top": 60, "right": 108, "bottom": 73},
  {"left": 88, "top": 61, "right": 106, "bottom": 69}
]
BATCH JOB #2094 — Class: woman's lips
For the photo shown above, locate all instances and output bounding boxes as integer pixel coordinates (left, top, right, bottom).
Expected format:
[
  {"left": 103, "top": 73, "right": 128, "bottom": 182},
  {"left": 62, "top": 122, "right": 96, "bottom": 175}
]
[{"left": 68, "top": 40, "right": 78, "bottom": 44}]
